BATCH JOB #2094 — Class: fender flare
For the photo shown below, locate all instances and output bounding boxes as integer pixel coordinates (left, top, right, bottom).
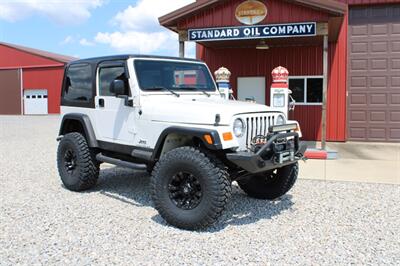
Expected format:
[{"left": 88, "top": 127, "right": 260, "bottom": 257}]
[
  {"left": 151, "top": 126, "right": 223, "bottom": 160},
  {"left": 59, "top": 113, "right": 99, "bottom": 148}
]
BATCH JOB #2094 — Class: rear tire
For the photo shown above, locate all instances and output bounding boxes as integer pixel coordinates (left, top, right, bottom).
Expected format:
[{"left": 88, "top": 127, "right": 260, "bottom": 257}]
[
  {"left": 150, "top": 147, "right": 231, "bottom": 230},
  {"left": 237, "top": 163, "right": 298, "bottom": 200},
  {"left": 57, "top": 132, "right": 99, "bottom": 192}
]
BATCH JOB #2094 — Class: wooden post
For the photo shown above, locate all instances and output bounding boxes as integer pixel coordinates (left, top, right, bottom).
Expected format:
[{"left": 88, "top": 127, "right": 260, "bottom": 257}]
[
  {"left": 178, "top": 31, "right": 187, "bottom": 58},
  {"left": 321, "top": 35, "right": 328, "bottom": 150},
  {"left": 179, "top": 41, "right": 185, "bottom": 58}
]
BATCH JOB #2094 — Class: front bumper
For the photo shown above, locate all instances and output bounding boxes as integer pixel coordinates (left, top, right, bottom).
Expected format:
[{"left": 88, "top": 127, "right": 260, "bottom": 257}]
[{"left": 226, "top": 131, "right": 307, "bottom": 174}]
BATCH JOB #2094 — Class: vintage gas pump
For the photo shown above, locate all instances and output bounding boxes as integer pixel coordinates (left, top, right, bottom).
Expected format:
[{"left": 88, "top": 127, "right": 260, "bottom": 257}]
[
  {"left": 270, "top": 66, "right": 294, "bottom": 118},
  {"left": 270, "top": 66, "right": 301, "bottom": 137},
  {"left": 214, "top": 67, "right": 233, "bottom": 99}
]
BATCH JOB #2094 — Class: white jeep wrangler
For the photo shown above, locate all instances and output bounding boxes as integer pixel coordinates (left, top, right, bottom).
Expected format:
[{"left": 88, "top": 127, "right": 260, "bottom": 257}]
[{"left": 57, "top": 55, "right": 306, "bottom": 230}]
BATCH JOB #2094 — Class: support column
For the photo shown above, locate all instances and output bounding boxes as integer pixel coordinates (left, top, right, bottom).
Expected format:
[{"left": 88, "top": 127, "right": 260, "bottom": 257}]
[
  {"left": 178, "top": 30, "right": 187, "bottom": 58},
  {"left": 179, "top": 41, "right": 185, "bottom": 58},
  {"left": 321, "top": 35, "right": 329, "bottom": 150}
]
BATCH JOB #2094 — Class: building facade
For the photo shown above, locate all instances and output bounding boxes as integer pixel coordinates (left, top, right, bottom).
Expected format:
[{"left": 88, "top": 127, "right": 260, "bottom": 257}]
[
  {"left": 0, "top": 42, "right": 74, "bottom": 115},
  {"left": 160, "top": 0, "right": 400, "bottom": 142}
]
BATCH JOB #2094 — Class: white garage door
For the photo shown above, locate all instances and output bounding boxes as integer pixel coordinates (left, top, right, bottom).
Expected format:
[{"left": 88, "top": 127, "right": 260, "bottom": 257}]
[
  {"left": 24, "top": 89, "right": 48, "bottom": 115},
  {"left": 237, "top": 77, "right": 266, "bottom": 105}
]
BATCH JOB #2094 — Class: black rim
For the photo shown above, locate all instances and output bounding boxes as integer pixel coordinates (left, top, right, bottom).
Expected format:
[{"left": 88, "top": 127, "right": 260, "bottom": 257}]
[
  {"left": 168, "top": 171, "right": 202, "bottom": 210},
  {"left": 64, "top": 149, "right": 77, "bottom": 174}
]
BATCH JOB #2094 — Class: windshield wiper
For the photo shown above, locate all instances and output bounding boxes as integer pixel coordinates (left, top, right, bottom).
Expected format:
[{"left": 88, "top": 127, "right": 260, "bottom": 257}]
[
  {"left": 144, "top": 86, "right": 180, "bottom": 97},
  {"left": 178, "top": 86, "right": 211, "bottom": 97},
  {"left": 200, "top": 90, "right": 211, "bottom": 97}
]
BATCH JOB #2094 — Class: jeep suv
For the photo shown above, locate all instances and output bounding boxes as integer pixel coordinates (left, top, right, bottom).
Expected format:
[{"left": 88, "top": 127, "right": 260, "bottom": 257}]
[{"left": 56, "top": 55, "right": 306, "bottom": 230}]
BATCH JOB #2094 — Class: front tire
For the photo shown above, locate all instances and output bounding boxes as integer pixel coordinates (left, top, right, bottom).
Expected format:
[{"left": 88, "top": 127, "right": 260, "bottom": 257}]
[
  {"left": 150, "top": 147, "right": 231, "bottom": 230},
  {"left": 237, "top": 162, "right": 298, "bottom": 200},
  {"left": 57, "top": 132, "right": 99, "bottom": 192}
]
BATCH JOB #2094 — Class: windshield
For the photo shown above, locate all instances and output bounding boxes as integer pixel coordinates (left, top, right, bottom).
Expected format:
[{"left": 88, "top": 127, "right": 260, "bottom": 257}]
[{"left": 134, "top": 60, "right": 216, "bottom": 92}]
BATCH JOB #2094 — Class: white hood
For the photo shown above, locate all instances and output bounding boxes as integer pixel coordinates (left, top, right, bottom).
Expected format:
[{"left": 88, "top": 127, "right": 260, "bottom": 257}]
[{"left": 141, "top": 95, "right": 280, "bottom": 125}]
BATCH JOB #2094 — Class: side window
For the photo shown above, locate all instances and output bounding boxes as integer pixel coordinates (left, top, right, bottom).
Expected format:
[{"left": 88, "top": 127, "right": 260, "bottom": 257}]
[
  {"left": 289, "top": 78, "right": 305, "bottom": 103},
  {"left": 289, "top": 77, "right": 323, "bottom": 104},
  {"left": 306, "top": 78, "right": 323, "bottom": 103},
  {"left": 98, "top": 66, "right": 129, "bottom": 96},
  {"left": 64, "top": 64, "right": 92, "bottom": 102}
]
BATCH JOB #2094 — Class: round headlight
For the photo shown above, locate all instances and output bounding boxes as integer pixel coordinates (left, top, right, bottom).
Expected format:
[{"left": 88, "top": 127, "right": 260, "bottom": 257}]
[
  {"left": 276, "top": 115, "right": 286, "bottom": 125},
  {"left": 233, "top": 118, "right": 245, "bottom": 137}
]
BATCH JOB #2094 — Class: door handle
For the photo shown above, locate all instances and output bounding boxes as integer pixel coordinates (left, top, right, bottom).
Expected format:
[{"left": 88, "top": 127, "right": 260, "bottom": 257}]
[{"left": 99, "top": 98, "right": 105, "bottom": 107}]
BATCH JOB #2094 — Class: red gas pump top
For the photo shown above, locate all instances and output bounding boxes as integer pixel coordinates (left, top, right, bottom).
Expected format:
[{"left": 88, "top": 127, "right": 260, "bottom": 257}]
[{"left": 271, "top": 66, "right": 289, "bottom": 88}]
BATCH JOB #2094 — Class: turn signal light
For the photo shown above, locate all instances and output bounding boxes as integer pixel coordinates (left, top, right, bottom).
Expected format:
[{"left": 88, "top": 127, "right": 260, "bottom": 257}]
[
  {"left": 203, "top": 134, "right": 213, "bottom": 145},
  {"left": 223, "top": 132, "right": 233, "bottom": 141}
]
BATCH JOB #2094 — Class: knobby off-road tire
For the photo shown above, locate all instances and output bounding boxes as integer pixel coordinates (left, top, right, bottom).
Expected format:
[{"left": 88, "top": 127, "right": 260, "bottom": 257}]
[
  {"left": 150, "top": 147, "right": 231, "bottom": 230},
  {"left": 237, "top": 162, "right": 299, "bottom": 200},
  {"left": 57, "top": 132, "right": 99, "bottom": 192}
]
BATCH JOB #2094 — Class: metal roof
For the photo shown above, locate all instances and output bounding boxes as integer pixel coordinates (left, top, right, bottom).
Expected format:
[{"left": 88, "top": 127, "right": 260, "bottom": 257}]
[{"left": 0, "top": 42, "right": 76, "bottom": 63}]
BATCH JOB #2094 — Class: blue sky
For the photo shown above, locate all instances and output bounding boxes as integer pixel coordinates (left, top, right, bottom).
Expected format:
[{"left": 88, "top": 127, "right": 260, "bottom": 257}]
[{"left": 0, "top": 0, "right": 195, "bottom": 59}]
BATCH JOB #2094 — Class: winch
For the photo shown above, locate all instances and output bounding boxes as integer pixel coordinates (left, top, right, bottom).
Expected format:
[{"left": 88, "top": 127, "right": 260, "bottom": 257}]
[{"left": 250, "top": 133, "right": 295, "bottom": 164}]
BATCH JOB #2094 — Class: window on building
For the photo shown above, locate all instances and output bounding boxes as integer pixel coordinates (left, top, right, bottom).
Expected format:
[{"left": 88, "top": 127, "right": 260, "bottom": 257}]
[
  {"left": 64, "top": 64, "right": 92, "bottom": 102},
  {"left": 98, "top": 66, "right": 129, "bottom": 96},
  {"left": 174, "top": 70, "right": 207, "bottom": 87},
  {"left": 289, "top": 79, "right": 305, "bottom": 103},
  {"left": 288, "top": 76, "right": 323, "bottom": 105}
]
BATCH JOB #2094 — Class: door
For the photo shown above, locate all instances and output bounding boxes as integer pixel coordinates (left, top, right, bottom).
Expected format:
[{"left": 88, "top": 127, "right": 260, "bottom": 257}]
[
  {"left": 348, "top": 5, "right": 400, "bottom": 141},
  {"left": 95, "top": 63, "right": 136, "bottom": 144},
  {"left": 24, "top": 89, "right": 48, "bottom": 115},
  {"left": 0, "top": 69, "right": 21, "bottom": 115},
  {"left": 237, "top": 77, "right": 266, "bottom": 104}
]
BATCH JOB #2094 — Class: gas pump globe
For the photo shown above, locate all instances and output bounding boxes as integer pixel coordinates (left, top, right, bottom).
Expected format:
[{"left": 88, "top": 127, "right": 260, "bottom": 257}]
[
  {"left": 214, "top": 67, "right": 233, "bottom": 99},
  {"left": 270, "top": 66, "right": 292, "bottom": 118}
]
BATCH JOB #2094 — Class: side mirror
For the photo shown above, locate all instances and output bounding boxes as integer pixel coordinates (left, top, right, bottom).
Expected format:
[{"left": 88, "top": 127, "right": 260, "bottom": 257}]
[{"left": 110, "top": 80, "right": 125, "bottom": 96}]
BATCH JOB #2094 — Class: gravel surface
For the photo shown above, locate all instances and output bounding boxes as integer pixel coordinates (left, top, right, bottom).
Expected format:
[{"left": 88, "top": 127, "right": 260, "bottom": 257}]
[{"left": 0, "top": 115, "right": 399, "bottom": 265}]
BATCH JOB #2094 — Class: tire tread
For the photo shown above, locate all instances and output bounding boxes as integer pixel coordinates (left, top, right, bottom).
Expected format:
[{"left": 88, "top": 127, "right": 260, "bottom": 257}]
[
  {"left": 150, "top": 147, "right": 231, "bottom": 230},
  {"left": 238, "top": 163, "right": 298, "bottom": 200},
  {"left": 57, "top": 132, "right": 99, "bottom": 191}
]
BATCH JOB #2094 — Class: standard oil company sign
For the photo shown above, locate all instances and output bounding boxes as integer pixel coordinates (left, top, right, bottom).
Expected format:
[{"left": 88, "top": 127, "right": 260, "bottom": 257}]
[
  {"left": 188, "top": 0, "right": 316, "bottom": 42},
  {"left": 188, "top": 22, "right": 316, "bottom": 42}
]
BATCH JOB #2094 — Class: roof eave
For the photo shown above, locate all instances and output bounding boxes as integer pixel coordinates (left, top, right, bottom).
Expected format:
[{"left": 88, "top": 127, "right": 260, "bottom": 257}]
[
  {"left": 293, "top": 0, "right": 347, "bottom": 16},
  {"left": 158, "top": 0, "right": 221, "bottom": 27},
  {"left": 159, "top": 0, "right": 347, "bottom": 29},
  {"left": 0, "top": 42, "right": 76, "bottom": 64}
]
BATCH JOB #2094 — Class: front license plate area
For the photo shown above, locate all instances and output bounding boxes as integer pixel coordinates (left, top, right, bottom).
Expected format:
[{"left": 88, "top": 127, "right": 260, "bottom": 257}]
[{"left": 275, "top": 149, "right": 295, "bottom": 164}]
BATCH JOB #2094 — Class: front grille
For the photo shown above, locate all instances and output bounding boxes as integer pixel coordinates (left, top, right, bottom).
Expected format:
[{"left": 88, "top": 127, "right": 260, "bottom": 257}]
[{"left": 245, "top": 115, "right": 275, "bottom": 147}]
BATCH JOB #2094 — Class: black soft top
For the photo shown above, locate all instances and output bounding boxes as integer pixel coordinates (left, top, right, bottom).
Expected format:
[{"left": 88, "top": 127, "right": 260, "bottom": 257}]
[{"left": 68, "top": 54, "right": 202, "bottom": 67}]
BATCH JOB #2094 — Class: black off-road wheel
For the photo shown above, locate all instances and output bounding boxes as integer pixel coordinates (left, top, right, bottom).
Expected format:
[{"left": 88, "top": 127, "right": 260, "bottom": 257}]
[
  {"left": 237, "top": 162, "right": 298, "bottom": 200},
  {"left": 57, "top": 132, "right": 99, "bottom": 192},
  {"left": 150, "top": 147, "right": 231, "bottom": 230}
]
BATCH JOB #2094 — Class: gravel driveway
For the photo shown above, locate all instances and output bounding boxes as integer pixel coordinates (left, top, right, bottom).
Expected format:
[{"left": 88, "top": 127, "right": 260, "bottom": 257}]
[{"left": 0, "top": 115, "right": 399, "bottom": 265}]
